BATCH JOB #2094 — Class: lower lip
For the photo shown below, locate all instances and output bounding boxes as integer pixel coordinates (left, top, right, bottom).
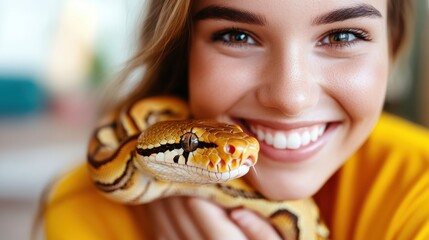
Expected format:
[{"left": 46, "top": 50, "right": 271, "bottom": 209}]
[{"left": 236, "top": 120, "right": 339, "bottom": 164}]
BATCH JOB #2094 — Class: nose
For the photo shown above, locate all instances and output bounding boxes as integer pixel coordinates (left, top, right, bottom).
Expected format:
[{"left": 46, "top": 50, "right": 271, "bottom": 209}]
[{"left": 256, "top": 45, "right": 319, "bottom": 116}]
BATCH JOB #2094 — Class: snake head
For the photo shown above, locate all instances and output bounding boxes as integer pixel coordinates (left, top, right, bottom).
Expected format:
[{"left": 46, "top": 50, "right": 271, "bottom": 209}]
[{"left": 136, "top": 120, "right": 259, "bottom": 184}]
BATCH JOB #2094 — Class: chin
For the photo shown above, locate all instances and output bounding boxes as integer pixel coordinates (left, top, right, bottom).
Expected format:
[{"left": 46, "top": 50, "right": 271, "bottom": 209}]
[
  {"left": 263, "top": 180, "right": 324, "bottom": 201},
  {"left": 244, "top": 167, "right": 329, "bottom": 201}
]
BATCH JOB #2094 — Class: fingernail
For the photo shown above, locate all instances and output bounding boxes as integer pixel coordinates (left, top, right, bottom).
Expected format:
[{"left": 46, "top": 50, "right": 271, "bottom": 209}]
[{"left": 230, "top": 209, "right": 253, "bottom": 227}]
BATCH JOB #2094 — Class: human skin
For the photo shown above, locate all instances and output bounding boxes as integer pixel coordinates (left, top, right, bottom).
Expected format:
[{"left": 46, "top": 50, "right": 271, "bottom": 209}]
[
  {"left": 145, "top": 0, "right": 390, "bottom": 238},
  {"left": 189, "top": 0, "right": 389, "bottom": 200}
]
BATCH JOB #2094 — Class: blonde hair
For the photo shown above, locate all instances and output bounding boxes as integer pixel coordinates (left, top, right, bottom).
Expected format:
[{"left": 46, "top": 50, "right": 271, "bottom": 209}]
[
  {"left": 102, "top": 0, "right": 191, "bottom": 113},
  {"left": 102, "top": 0, "right": 413, "bottom": 113}
]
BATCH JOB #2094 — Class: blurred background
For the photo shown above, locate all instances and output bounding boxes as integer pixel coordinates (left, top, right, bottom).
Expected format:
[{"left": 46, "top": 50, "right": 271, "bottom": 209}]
[
  {"left": 0, "top": 0, "right": 428, "bottom": 239},
  {"left": 0, "top": 0, "right": 144, "bottom": 239}
]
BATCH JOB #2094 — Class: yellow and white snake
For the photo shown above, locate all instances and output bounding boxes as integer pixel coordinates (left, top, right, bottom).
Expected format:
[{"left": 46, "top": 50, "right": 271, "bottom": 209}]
[{"left": 87, "top": 96, "right": 330, "bottom": 240}]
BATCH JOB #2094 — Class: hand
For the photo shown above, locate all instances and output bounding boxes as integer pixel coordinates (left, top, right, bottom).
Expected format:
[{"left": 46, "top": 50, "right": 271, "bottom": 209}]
[
  {"left": 143, "top": 197, "right": 281, "bottom": 240},
  {"left": 230, "top": 208, "right": 282, "bottom": 240}
]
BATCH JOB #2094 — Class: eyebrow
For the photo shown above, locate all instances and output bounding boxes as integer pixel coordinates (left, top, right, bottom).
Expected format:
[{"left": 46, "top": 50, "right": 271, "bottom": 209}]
[
  {"left": 313, "top": 4, "right": 382, "bottom": 25},
  {"left": 193, "top": 5, "right": 266, "bottom": 25}
]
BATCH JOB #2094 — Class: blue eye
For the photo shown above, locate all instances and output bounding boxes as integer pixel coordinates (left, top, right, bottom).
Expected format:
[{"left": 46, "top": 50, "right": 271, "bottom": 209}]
[
  {"left": 212, "top": 28, "right": 257, "bottom": 46},
  {"left": 318, "top": 29, "right": 371, "bottom": 47}
]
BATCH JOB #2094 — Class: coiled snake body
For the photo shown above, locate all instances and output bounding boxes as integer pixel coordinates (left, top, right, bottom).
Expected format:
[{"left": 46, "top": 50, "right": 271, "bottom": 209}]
[{"left": 87, "top": 96, "right": 329, "bottom": 239}]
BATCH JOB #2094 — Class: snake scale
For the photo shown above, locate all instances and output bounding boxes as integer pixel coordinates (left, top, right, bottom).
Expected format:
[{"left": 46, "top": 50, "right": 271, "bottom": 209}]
[{"left": 87, "top": 96, "right": 329, "bottom": 239}]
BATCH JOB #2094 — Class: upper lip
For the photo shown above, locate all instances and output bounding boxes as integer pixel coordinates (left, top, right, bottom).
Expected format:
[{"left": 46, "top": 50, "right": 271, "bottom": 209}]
[{"left": 235, "top": 118, "right": 332, "bottom": 131}]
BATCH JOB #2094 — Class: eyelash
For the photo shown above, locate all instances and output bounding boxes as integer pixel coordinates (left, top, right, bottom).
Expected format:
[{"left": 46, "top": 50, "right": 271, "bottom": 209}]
[
  {"left": 211, "top": 27, "right": 372, "bottom": 49},
  {"left": 318, "top": 28, "right": 372, "bottom": 48},
  {"left": 211, "top": 28, "right": 257, "bottom": 47}
]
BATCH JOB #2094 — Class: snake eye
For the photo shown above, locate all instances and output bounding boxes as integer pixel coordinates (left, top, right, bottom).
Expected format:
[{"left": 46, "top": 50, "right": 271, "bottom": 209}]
[
  {"left": 181, "top": 132, "right": 199, "bottom": 152},
  {"left": 225, "top": 145, "right": 236, "bottom": 154}
]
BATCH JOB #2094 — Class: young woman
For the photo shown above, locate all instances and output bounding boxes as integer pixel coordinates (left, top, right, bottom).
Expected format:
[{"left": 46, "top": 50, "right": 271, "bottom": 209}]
[{"left": 44, "top": 0, "right": 429, "bottom": 239}]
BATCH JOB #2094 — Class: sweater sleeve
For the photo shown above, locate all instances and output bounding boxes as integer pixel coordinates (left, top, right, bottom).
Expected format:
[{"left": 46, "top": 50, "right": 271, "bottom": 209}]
[
  {"left": 43, "top": 164, "right": 148, "bottom": 240},
  {"left": 315, "top": 113, "right": 429, "bottom": 240}
]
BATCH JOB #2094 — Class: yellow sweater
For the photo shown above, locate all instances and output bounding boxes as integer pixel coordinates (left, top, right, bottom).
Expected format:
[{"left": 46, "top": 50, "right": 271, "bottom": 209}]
[{"left": 44, "top": 113, "right": 429, "bottom": 240}]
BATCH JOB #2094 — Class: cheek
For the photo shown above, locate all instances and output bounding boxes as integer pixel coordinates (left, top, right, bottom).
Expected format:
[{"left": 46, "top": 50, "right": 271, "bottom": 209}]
[
  {"left": 325, "top": 53, "right": 389, "bottom": 120},
  {"left": 188, "top": 53, "right": 231, "bottom": 117},
  {"left": 188, "top": 41, "right": 258, "bottom": 118}
]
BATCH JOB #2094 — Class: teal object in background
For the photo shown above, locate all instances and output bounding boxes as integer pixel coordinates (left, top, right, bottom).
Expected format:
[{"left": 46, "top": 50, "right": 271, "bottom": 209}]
[{"left": 0, "top": 76, "right": 46, "bottom": 115}]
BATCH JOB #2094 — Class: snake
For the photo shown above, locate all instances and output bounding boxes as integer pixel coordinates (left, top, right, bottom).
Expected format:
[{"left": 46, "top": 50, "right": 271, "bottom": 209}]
[{"left": 87, "top": 96, "right": 330, "bottom": 240}]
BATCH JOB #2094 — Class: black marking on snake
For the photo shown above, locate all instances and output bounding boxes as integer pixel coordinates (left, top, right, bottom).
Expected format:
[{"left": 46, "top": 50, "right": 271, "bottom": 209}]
[
  {"left": 124, "top": 103, "right": 140, "bottom": 132},
  {"left": 270, "top": 209, "right": 300, "bottom": 239},
  {"left": 197, "top": 141, "right": 217, "bottom": 149},
  {"left": 183, "top": 151, "right": 190, "bottom": 164},
  {"left": 116, "top": 119, "right": 129, "bottom": 141},
  {"left": 144, "top": 109, "right": 176, "bottom": 126},
  {"left": 136, "top": 141, "right": 217, "bottom": 164},
  {"left": 88, "top": 134, "right": 139, "bottom": 169},
  {"left": 136, "top": 143, "right": 182, "bottom": 156},
  {"left": 125, "top": 102, "right": 178, "bottom": 132},
  {"left": 94, "top": 156, "right": 135, "bottom": 192},
  {"left": 136, "top": 131, "right": 217, "bottom": 158},
  {"left": 216, "top": 184, "right": 264, "bottom": 199},
  {"left": 92, "top": 122, "right": 117, "bottom": 147}
]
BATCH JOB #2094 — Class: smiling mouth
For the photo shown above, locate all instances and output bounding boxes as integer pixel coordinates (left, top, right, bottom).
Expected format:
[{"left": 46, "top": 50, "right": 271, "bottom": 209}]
[{"left": 238, "top": 119, "right": 330, "bottom": 150}]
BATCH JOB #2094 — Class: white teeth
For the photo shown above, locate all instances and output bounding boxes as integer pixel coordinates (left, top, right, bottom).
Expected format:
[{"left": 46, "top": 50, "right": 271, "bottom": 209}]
[
  {"left": 257, "top": 128, "right": 265, "bottom": 141},
  {"left": 250, "top": 125, "right": 257, "bottom": 134},
  {"left": 250, "top": 123, "right": 328, "bottom": 150},
  {"left": 301, "top": 131, "right": 311, "bottom": 146},
  {"left": 287, "top": 132, "right": 301, "bottom": 149},
  {"left": 319, "top": 124, "right": 326, "bottom": 136},
  {"left": 273, "top": 132, "right": 287, "bottom": 149},
  {"left": 310, "top": 127, "right": 319, "bottom": 142},
  {"left": 265, "top": 132, "right": 274, "bottom": 145}
]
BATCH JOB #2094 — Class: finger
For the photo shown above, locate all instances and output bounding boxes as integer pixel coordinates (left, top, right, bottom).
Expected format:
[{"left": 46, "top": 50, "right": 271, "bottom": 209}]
[
  {"left": 165, "top": 197, "right": 203, "bottom": 239},
  {"left": 146, "top": 199, "right": 181, "bottom": 240},
  {"left": 230, "top": 209, "right": 281, "bottom": 240},
  {"left": 186, "top": 197, "right": 246, "bottom": 240},
  {"left": 133, "top": 205, "right": 157, "bottom": 239}
]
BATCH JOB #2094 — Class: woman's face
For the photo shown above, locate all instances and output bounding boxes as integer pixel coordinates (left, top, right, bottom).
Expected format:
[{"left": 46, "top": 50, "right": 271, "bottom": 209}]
[{"left": 189, "top": 0, "right": 389, "bottom": 200}]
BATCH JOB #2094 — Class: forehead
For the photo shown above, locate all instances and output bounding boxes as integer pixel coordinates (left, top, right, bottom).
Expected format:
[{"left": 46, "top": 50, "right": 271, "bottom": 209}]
[{"left": 192, "top": 0, "right": 387, "bottom": 23}]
